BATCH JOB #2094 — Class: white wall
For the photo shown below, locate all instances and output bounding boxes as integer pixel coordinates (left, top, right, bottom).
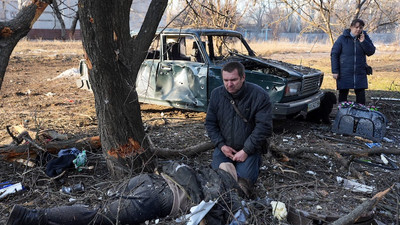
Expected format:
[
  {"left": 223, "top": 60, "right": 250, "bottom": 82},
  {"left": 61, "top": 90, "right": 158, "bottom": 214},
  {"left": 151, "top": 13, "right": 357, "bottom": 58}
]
[
  {"left": 0, "top": 0, "right": 19, "bottom": 21},
  {"left": 1, "top": 0, "right": 166, "bottom": 31}
]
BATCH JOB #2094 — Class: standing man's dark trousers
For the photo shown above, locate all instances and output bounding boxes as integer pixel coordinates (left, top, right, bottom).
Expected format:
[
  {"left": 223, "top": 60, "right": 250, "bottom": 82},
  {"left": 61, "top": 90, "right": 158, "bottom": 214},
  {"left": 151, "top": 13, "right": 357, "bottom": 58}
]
[
  {"left": 338, "top": 89, "right": 366, "bottom": 105},
  {"left": 7, "top": 174, "right": 173, "bottom": 225}
]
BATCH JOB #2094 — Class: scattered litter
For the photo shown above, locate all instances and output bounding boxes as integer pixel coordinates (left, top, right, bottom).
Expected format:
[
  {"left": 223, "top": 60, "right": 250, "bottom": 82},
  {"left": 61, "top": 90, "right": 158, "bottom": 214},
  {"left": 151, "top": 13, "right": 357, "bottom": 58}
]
[
  {"left": 50, "top": 68, "right": 80, "bottom": 80},
  {"left": 271, "top": 201, "right": 287, "bottom": 221},
  {"left": 58, "top": 147, "right": 80, "bottom": 157},
  {"left": 336, "top": 176, "right": 375, "bottom": 193},
  {"left": 306, "top": 171, "right": 316, "bottom": 176},
  {"left": 380, "top": 154, "right": 389, "bottom": 165},
  {"left": 230, "top": 201, "right": 248, "bottom": 225},
  {"left": 382, "top": 137, "right": 394, "bottom": 143},
  {"left": 365, "top": 142, "right": 381, "bottom": 148},
  {"left": 313, "top": 153, "right": 328, "bottom": 160},
  {"left": 0, "top": 182, "right": 24, "bottom": 199},
  {"left": 296, "top": 135, "right": 301, "bottom": 139},
  {"left": 73, "top": 150, "right": 87, "bottom": 171},
  {"left": 316, "top": 205, "right": 322, "bottom": 210},
  {"left": 176, "top": 200, "right": 216, "bottom": 225},
  {"left": 260, "top": 166, "right": 268, "bottom": 170},
  {"left": 353, "top": 155, "right": 399, "bottom": 170},
  {"left": 61, "top": 182, "right": 85, "bottom": 194},
  {"left": 46, "top": 148, "right": 83, "bottom": 177},
  {"left": 45, "top": 92, "right": 55, "bottom": 97},
  {"left": 14, "top": 159, "right": 35, "bottom": 167}
]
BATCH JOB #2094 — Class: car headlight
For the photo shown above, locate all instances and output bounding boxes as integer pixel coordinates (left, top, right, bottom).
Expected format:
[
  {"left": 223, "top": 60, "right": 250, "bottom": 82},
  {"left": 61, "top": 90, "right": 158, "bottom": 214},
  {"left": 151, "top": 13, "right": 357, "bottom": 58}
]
[{"left": 285, "top": 82, "right": 301, "bottom": 96}]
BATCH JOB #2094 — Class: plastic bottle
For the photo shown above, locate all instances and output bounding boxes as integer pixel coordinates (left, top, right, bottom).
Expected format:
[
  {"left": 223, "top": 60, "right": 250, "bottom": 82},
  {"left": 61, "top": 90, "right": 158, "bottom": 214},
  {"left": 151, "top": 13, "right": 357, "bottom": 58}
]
[{"left": 61, "top": 183, "right": 85, "bottom": 194}]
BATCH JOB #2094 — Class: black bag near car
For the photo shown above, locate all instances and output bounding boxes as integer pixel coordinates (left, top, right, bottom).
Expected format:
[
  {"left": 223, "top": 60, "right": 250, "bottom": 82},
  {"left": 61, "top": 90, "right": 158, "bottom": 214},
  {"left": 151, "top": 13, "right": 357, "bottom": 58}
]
[{"left": 331, "top": 103, "right": 387, "bottom": 142}]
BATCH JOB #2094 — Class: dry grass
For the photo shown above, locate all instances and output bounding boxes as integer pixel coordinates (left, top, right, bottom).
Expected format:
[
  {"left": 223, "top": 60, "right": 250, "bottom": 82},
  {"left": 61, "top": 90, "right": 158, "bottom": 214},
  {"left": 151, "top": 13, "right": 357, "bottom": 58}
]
[
  {"left": 12, "top": 39, "right": 84, "bottom": 57},
  {"left": 12, "top": 39, "right": 399, "bottom": 92},
  {"left": 250, "top": 40, "right": 332, "bottom": 57},
  {"left": 249, "top": 40, "right": 400, "bottom": 92}
]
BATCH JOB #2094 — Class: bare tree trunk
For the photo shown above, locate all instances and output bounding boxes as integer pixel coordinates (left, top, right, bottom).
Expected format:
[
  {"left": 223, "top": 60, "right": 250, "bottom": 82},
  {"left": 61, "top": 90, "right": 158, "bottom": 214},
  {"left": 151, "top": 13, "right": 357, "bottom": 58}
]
[
  {"left": 51, "top": 0, "right": 66, "bottom": 40},
  {"left": 69, "top": 12, "right": 79, "bottom": 39},
  {"left": 78, "top": 0, "right": 168, "bottom": 179},
  {"left": 0, "top": 0, "right": 50, "bottom": 90}
]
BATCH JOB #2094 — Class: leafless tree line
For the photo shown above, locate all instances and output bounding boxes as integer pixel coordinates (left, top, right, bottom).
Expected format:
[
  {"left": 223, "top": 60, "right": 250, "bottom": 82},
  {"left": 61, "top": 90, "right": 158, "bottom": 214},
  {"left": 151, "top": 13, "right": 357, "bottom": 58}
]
[
  {"left": 15, "top": 0, "right": 399, "bottom": 43},
  {"left": 50, "top": 0, "right": 78, "bottom": 39},
  {"left": 168, "top": 0, "right": 400, "bottom": 44}
]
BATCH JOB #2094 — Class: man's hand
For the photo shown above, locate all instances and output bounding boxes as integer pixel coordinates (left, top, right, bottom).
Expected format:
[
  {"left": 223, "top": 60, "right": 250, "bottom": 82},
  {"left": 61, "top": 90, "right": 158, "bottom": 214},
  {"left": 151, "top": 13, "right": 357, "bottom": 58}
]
[
  {"left": 233, "top": 150, "right": 248, "bottom": 162},
  {"left": 221, "top": 145, "right": 237, "bottom": 160},
  {"left": 332, "top": 73, "right": 338, "bottom": 80},
  {"left": 359, "top": 32, "right": 365, "bottom": 42}
]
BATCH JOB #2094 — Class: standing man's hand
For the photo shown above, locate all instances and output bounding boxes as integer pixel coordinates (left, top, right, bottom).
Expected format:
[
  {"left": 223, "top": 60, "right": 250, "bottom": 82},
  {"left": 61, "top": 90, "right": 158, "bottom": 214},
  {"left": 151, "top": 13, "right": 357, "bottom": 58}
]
[
  {"left": 233, "top": 150, "right": 248, "bottom": 162},
  {"left": 221, "top": 145, "right": 237, "bottom": 160},
  {"left": 332, "top": 73, "right": 339, "bottom": 79},
  {"left": 359, "top": 32, "right": 365, "bottom": 42}
]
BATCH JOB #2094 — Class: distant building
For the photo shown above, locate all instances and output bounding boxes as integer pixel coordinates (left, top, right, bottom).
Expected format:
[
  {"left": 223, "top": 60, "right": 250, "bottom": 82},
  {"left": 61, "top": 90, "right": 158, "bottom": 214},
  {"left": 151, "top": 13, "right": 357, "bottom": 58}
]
[{"left": 0, "top": 0, "right": 166, "bottom": 40}]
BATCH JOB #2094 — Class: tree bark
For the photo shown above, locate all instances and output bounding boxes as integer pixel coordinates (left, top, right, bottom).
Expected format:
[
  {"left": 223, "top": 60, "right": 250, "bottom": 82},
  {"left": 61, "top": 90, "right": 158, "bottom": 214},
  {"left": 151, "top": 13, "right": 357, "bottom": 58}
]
[
  {"left": 0, "top": 0, "right": 50, "bottom": 90},
  {"left": 78, "top": 0, "right": 168, "bottom": 178}
]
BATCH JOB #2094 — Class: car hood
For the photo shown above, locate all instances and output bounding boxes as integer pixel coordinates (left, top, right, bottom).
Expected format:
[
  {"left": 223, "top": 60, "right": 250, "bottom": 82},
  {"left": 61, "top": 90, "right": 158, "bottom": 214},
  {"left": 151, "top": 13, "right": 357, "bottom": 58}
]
[{"left": 225, "top": 53, "right": 322, "bottom": 78}]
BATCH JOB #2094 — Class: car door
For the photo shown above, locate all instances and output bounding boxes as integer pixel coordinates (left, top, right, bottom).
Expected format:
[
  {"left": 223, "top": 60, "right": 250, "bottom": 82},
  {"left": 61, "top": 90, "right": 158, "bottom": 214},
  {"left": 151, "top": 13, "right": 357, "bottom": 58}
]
[
  {"left": 155, "top": 34, "right": 209, "bottom": 111},
  {"left": 137, "top": 36, "right": 161, "bottom": 100}
]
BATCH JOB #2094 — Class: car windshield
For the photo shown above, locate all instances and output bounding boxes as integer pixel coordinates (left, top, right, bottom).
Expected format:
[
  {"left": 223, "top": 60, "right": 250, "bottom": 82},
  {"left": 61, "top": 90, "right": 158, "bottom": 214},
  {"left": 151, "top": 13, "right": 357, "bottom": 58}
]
[{"left": 200, "top": 34, "right": 253, "bottom": 63}]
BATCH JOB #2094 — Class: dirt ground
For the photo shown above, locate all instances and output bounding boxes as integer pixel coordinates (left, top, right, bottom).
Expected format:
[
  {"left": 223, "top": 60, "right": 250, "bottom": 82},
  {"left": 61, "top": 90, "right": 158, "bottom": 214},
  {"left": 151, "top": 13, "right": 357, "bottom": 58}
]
[{"left": 0, "top": 42, "right": 399, "bottom": 225}]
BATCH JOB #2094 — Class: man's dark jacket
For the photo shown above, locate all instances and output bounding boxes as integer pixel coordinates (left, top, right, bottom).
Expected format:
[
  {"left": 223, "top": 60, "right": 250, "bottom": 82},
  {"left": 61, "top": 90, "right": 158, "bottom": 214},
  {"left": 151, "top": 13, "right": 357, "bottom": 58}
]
[
  {"left": 331, "top": 29, "right": 375, "bottom": 90},
  {"left": 205, "top": 82, "right": 273, "bottom": 155}
]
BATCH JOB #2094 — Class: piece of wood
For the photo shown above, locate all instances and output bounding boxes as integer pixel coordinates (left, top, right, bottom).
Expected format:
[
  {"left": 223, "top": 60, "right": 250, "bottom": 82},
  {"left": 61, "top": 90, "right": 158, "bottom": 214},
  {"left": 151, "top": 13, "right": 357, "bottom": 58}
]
[
  {"left": 330, "top": 185, "right": 393, "bottom": 225},
  {"left": 151, "top": 141, "right": 214, "bottom": 158},
  {"left": 1, "top": 134, "right": 213, "bottom": 161},
  {"left": 0, "top": 136, "right": 101, "bottom": 160}
]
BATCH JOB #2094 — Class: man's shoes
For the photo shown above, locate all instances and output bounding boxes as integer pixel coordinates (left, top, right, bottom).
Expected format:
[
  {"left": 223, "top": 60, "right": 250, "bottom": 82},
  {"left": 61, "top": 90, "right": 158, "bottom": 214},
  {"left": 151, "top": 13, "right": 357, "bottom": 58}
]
[{"left": 7, "top": 205, "right": 46, "bottom": 225}]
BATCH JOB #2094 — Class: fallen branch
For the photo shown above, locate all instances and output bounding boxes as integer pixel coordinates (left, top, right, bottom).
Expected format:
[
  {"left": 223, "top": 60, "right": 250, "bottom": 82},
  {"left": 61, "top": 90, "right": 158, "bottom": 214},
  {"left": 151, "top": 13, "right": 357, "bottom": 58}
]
[
  {"left": 330, "top": 185, "right": 393, "bottom": 225},
  {"left": 316, "top": 134, "right": 365, "bottom": 147},
  {"left": 147, "top": 135, "right": 214, "bottom": 157},
  {"left": 0, "top": 136, "right": 101, "bottom": 160},
  {"left": 271, "top": 144, "right": 363, "bottom": 179},
  {"left": 153, "top": 142, "right": 214, "bottom": 157},
  {"left": 277, "top": 144, "right": 400, "bottom": 158}
]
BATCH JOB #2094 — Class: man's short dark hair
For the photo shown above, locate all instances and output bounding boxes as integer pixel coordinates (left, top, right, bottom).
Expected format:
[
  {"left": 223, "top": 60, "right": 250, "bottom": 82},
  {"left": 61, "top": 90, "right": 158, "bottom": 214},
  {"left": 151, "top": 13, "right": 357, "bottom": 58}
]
[
  {"left": 222, "top": 62, "right": 245, "bottom": 78},
  {"left": 351, "top": 18, "right": 365, "bottom": 27}
]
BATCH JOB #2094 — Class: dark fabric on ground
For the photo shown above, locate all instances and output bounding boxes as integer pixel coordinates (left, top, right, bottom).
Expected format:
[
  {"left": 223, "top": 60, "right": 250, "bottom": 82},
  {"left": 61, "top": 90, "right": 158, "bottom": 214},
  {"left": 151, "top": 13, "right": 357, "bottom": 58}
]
[{"left": 45, "top": 154, "right": 76, "bottom": 177}]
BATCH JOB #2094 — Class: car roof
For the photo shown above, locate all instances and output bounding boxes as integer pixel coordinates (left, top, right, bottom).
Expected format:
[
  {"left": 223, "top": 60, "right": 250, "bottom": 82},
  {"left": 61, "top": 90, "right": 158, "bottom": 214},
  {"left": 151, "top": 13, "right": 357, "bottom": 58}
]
[{"left": 131, "top": 28, "right": 243, "bottom": 37}]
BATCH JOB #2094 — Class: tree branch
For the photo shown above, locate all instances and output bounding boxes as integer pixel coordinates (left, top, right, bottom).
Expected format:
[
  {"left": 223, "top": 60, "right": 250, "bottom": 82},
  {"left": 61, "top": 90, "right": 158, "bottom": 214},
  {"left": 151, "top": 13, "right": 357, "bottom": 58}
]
[{"left": 331, "top": 185, "right": 393, "bottom": 225}]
